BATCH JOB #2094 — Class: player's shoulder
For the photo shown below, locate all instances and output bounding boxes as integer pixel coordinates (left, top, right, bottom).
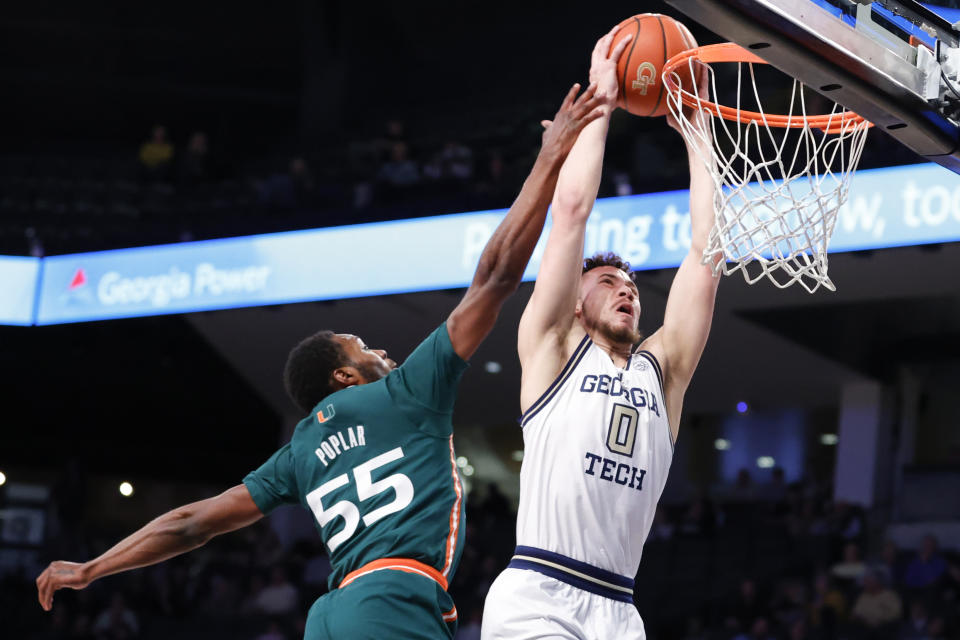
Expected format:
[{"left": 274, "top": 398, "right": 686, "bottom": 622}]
[
  {"left": 519, "top": 324, "right": 593, "bottom": 414},
  {"left": 634, "top": 328, "right": 667, "bottom": 389},
  {"left": 636, "top": 328, "right": 666, "bottom": 366}
]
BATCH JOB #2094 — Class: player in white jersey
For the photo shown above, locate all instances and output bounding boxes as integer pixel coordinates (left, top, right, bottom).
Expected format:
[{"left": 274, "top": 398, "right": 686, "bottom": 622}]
[{"left": 482, "top": 26, "right": 719, "bottom": 640}]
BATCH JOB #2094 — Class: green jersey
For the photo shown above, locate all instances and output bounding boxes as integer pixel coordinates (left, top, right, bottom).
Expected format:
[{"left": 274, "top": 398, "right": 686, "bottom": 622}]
[{"left": 243, "top": 322, "right": 469, "bottom": 590}]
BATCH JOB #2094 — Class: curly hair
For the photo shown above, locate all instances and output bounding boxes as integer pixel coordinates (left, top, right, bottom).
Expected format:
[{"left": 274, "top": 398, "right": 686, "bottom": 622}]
[
  {"left": 283, "top": 330, "right": 351, "bottom": 414},
  {"left": 582, "top": 252, "right": 633, "bottom": 278}
]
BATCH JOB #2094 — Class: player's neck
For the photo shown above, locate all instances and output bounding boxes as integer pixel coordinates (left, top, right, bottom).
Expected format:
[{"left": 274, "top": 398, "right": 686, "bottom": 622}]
[{"left": 588, "top": 333, "right": 633, "bottom": 369}]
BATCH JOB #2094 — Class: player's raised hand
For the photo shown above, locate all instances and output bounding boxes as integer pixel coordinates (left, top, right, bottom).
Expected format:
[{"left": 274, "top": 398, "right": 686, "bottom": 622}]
[
  {"left": 666, "top": 59, "right": 711, "bottom": 140},
  {"left": 539, "top": 83, "right": 606, "bottom": 159},
  {"left": 36, "top": 560, "right": 90, "bottom": 611},
  {"left": 590, "top": 25, "right": 633, "bottom": 106}
]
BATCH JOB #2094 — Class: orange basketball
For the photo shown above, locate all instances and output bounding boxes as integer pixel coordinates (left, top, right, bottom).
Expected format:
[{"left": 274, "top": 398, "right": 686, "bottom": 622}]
[{"left": 613, "top": 14, "right": 698, "bottom": 117}]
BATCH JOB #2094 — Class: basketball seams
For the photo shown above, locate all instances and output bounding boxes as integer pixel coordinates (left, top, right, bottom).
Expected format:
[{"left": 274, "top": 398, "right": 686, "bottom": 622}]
[
  {"left": 620, "top": 17, "right": 641, "bottom": 111},
  {"left": 646, "top": 15, "right": 668, "bottom": 118}
]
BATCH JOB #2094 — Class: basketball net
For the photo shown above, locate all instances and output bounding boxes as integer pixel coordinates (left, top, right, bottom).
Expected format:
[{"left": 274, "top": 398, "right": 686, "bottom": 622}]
[{"left": 664, "top": 46, "right": 871, "bottom": 293}]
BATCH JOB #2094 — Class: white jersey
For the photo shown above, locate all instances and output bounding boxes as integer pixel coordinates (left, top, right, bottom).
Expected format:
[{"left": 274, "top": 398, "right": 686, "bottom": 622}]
[{"left": 516, "top": 334, "right": 674, "bottom": 579}]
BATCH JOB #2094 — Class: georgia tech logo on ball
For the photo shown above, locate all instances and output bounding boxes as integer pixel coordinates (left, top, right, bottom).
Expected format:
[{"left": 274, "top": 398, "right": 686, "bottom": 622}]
[{"left": 632, "top": 62, "right": 657, "bottom": 95}]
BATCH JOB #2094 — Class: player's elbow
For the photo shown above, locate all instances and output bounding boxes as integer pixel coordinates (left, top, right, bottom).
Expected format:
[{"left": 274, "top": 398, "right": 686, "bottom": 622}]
[{"left": 552, "top": 192, "right": 592, "bottom": 224}]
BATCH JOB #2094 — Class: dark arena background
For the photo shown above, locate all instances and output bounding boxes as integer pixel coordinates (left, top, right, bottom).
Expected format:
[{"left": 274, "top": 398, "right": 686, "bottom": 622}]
[{"left": 2, "top": 1, "right": 960, "bottom": 639}]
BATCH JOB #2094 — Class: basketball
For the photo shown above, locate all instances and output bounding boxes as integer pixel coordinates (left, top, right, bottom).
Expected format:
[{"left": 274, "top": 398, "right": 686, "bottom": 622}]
[{"left": 613, "top": 14, "right": 697, "bottom": 117}]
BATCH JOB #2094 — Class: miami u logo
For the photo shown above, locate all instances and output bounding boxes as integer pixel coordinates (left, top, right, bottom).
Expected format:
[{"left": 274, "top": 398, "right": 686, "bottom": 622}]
[
  {"left": 317, "top": 404, "right": 336, "bottom": 423},
  {"left": 632, "top": 62, "right": 657, "bottom": 95}
]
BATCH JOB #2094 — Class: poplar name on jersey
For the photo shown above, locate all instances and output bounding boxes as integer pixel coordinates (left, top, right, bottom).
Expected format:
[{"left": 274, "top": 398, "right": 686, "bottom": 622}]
[{"left": 314, "top": 425, "right": 367, "bottom": 467}]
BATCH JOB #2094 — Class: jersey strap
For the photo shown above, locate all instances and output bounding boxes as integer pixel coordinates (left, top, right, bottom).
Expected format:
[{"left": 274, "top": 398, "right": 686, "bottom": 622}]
[
  {"left": 633, "top": 349, "right": 664, "bottom": 396},
  {"left": 339, "top": 557, "right": 449, "bottom": 591},
  {"left": 519, "top": 334, "right": 592, "bottom": 427},
  {"left": 507, "top": 545, "right": 635, "bottom": 603}
]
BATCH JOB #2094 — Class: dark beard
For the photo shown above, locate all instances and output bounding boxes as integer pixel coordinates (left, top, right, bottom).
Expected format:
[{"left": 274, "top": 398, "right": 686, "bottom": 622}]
[{"left": 600, "top": 321, "right": 641, "bottom": 346}]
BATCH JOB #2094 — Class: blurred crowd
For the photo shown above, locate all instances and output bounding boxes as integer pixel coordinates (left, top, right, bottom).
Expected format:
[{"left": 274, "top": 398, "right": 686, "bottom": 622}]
[
  {"left": 3, "top": 464, "right": 958, "bottom": 640},
  {"left": 0, "top": 108, "right": 921, "bottom": 257}
]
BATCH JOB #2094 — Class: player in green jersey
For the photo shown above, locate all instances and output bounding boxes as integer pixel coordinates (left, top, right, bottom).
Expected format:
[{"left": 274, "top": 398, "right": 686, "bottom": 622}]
[{"left": 36, "top": 38, "right": 631, "bottom": 638}]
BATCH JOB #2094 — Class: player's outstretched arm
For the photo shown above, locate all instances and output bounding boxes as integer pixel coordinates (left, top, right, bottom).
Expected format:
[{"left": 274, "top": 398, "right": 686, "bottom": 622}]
[
  {"left": 643, "top": 101, "right": 720, "bottom": 438},
  {"left": 36, "top": 484, "right": 263, "bottom": 611},
  {"left": 517, "top": 27, "right": 630, "bottom": 388},
  {"left": 446, "top": 83, "right": 607, "bottom": 361}
]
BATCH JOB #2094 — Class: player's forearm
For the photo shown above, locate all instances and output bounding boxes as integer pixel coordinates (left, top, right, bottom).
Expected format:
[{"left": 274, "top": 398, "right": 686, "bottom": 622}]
[
  {"left": 552, "top": 111, "right": 611, "bottom": 222},
  {"left": 685, "top": 139, "right": 717, "bottom": 256},
  {"left": 81, "top": 507, "right": 209, "bottom": 585},
  {"left": 471, "top": 147, "right": 565, "bottom": 290}
]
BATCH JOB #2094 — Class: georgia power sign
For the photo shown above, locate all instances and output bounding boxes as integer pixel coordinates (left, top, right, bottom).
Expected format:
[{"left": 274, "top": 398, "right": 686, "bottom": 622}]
[
  {"left": 39, "top": 250, "right": 275, "bottom": 323},
  {"left": 14, "top": 162, "right": 960, "bottom": 325}
]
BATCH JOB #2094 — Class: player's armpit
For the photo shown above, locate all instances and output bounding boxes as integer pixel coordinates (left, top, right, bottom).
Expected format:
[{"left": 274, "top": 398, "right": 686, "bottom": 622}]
[{"left": 517, "top": 217, "right": 587, "bottom": 365}]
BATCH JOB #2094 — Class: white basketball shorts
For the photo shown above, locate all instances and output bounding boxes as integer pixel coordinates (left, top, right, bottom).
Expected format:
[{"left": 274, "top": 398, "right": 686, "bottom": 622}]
[{"left": 481, "top": 547, "right": 646, "bottom": 640}]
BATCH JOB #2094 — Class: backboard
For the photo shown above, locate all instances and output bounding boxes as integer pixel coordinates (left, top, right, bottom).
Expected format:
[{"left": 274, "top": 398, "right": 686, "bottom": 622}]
[{"left": 665, "top": 0, "right": 960, "bottom": 173}]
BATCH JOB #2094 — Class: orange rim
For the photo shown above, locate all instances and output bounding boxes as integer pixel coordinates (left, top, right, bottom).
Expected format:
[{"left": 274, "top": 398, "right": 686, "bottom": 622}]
[{"left": 662, "top": 43, "right": 872, "bottom": 134}]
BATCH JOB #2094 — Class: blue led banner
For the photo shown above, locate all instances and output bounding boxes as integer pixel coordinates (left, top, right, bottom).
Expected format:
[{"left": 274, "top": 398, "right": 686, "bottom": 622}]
[
  {"left": 1, "top": 161, "right": 957, "bottom": 326},
  {"left": 0, "top": 256, "right": 40, "bottom": 326}
]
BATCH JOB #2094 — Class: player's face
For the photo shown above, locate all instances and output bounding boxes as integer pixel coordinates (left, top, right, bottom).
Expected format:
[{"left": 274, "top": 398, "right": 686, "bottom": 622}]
[
  {"left": 335, "top": 334, "right": 397, "bottom": 384},
  {"left": 577, "top": 267, "right": 641, "bottom": 345}
]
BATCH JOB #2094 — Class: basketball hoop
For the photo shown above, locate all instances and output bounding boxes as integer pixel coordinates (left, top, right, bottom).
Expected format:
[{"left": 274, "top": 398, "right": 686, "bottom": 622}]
[{"left": 663, "top": 43, "right": 872, "bottom": 293}]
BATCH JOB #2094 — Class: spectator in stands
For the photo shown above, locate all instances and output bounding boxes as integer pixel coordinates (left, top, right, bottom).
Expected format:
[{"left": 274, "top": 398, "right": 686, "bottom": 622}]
[
  {"left": 199, "top": 572, "right": 240, "bottom": 619},
  {"left": 25, "top": 226, "right": 44, "bottom": 258},
  {"left": 255, "top": 619, "right": 287, "bottom": 640},
  {"left": 830, "top": 500, "right": 866, "bottom": 546},
  {"left": 900, "top": 600, "right": 931, "bottom": 640},
  {"left": 679, "top": 491, "right": 718, "bottom": 537},
  {"left": 433, "top": 140, "right": 475, "bottom": 181},
  {"left": 257, "top": 156, "right": 315, "bottom": 211},
  {"left": 612, "top": 171, "right": 632, "bottom": 196},
  {"left": 474, "top": 150, "right": 514, "bottom": 203},
  {"left": 649, "top": 506, "right": 676, "bottom": 542},
  {"left": 71, "top": 613, "right": 96, "bottom": 640},
  {"left": 92, "top": 593, "right": 138, "bottom": 640},
  {"left": 383, "top": 119, "right": 406, "bottom": 146},
  {"left": 51, "top": 457, "right": 87, "bottom": 558},
  {"left": 377, "top": 141, "right": 420, "bottom": 188},
  {"left": 178, "top": 131, "right": 210, "bottom": 185},
  {"left": 289, "top": 156, "right": 315, "bottom": 204},
  {"left": 732, "top": 616, "right": 776, "bottom": 640},
  {"left": 925, "top": 615, "right": 947, "bottom": 639},
  {"left": 680, "top": 616, "right": 708, "bottom": 640},
  {"left": 724, "top": 578, "right": 771, "bottom": 632},
  {"left": 850, "top": 569, "right": 902, "bottom": 638},
  {"left": 241, "top": 572, "right": 267, "bottom": 616},
  {"left": 138, "top": 125, "right": 174, "bottom": 180},
  {"left": 456, "top": 609, "right": 482, "bottom": 640},
  {"left": 809, "top": 571, "right": 848, "bottom": 638},
  {"left": 903, "top": 534, "right": 948, "bottom": 591},
  {"left": 832, "top": 542, "right": 868, "bottom": 584},
  {"left": 787, "top": 618, "right": 812, "bottom": 640},
  {"left": 940, "top": 558, "right": 960, "bottom": 605},
  {"left": 301, "top": 543, "right": 332, "bottom": 599},
  {"left": 758, "top": 466, "right": 789, "bottom": 507},
  {"left": 874, "top": 539, "right": 907, "bottom": 588},
  {"left": 731, "top": 468, "right": 757, "bottom": 502},
  {"left": 772, "top": 578, "right": 808, "bottom": 628},
  {"left": 254, "top": 566, "right": 299, "bottom": 616}
]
